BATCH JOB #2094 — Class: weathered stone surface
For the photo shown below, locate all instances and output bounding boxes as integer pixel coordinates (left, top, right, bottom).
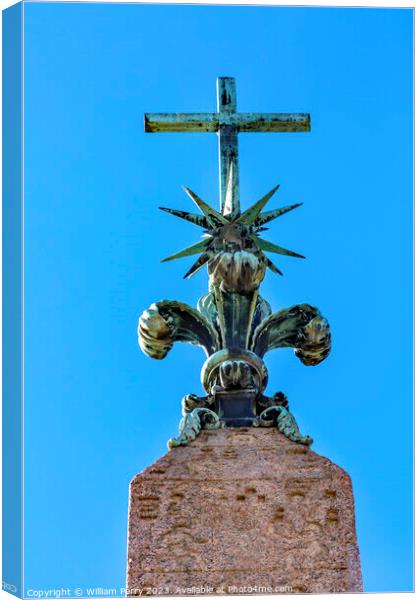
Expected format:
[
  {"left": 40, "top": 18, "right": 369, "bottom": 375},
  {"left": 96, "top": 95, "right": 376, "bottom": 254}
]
[{"left": 126, "top": 428, "right": 362, "bottom": 595}]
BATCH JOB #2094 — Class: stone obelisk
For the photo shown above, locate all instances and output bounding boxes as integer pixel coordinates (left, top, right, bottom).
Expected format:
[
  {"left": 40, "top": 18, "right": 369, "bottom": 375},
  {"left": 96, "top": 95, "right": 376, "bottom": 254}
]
[
  {"left": 127, "top": 430, "right": 362, "bottom": 595},
  {"left": 127, "top": 77, "right": 362, "bottom": 595}
]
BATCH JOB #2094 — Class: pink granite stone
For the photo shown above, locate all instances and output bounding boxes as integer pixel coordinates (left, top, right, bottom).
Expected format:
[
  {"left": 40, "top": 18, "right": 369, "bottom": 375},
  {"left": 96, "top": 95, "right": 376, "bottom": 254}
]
[{"left": 126, "top": 428, "right": 362, "bottom": 595}]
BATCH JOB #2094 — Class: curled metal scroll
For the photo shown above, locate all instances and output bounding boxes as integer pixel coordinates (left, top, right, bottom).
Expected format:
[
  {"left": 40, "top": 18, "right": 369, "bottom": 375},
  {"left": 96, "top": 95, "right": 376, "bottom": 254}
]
[
  {"left": 254, "top": 405, "right": 313, "bottom": 446},
  {"left": 251, "top": 303, "right": 331, "bottom": 365},
  {"left": 167, "top": 408, "right": 221, "bottom": 449},
  {"left": 138, "top": 300, "right": 221, "bottom": 360}
]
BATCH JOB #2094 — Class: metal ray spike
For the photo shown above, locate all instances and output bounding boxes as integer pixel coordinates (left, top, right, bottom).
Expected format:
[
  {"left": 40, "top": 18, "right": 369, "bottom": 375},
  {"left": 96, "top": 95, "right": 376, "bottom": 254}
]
[
  {"left": 264, "top": 255, "right": 284, "bottom": 276},
  {"left": 183, "top": 252, "right": 212, "bottom": 279},
  {"left": 161, "top": 238, "right": 210, "bottom": 263},
  {"left": 222, "top": 161, "right": 240, "bottom": 220},
  {"left": 237, "top": 185, "right": 280, "bottom": 225},
  {"left": 159, "top": 207, "right": 209, "bottom": 228},
  {"left": 256, "top": 202, "right": 303, "bottom": 227},
  {"left": 182, "top": 186, "right": 228, "bottom": 226},
  {"left": 254, "top": 236, "right": 305, "bottom": 259},
  {"left": 255, "top": 248, "right": 283, "bottom": 276}
]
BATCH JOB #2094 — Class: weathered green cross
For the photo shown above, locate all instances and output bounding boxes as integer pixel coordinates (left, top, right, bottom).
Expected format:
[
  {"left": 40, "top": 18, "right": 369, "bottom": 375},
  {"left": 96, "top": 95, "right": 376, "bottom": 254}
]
[{"left": 144, "top": 77, "right": 310, "bottom": 219}]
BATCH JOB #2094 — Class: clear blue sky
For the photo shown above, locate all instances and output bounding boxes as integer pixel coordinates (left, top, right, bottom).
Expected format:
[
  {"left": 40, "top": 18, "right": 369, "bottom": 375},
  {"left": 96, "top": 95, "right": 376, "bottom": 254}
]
[{"left": 22, "top": 2, "right": 413, "bottom": 595}]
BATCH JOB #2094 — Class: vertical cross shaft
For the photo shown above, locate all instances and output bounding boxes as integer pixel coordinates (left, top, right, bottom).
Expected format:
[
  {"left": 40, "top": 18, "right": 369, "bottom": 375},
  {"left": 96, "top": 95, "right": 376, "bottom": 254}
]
[{"left": 217, "top": 77, "right": 240, "bottom": 218}]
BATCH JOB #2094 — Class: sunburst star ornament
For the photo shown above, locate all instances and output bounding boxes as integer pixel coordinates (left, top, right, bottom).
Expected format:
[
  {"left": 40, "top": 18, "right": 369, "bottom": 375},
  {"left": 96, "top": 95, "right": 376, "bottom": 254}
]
[{"left": 159, "top": 178, "right": 304, "bottom": 280}]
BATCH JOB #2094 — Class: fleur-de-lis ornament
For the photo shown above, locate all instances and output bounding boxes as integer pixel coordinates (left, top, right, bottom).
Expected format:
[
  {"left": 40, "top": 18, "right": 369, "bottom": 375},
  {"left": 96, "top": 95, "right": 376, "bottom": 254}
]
[{"left": 138, "top": 78, "right": 331, "bottom": 448}]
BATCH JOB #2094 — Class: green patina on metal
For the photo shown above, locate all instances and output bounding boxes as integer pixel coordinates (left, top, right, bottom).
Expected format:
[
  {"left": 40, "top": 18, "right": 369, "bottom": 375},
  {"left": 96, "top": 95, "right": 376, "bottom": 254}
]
[
  {"left": 255, "top": 406, "right": 313, "bottom": 447},
  {"left": 168, "top": 408, "right": 221, "bottom": 449},
  {"left": 138, "top": 77, "right": 331, "bottom": 448}
]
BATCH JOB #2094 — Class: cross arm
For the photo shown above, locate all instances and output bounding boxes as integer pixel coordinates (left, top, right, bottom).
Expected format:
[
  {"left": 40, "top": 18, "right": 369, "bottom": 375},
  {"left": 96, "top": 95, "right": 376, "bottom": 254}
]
[
  {"left": 236, "top": 113, "right": 310, "bottom": 132},
  {"left": 145, "top": 112, "right": 310, "bottom": 133},
  {"left": 144, "top": 113, "right": 219, "bottom": 133}
]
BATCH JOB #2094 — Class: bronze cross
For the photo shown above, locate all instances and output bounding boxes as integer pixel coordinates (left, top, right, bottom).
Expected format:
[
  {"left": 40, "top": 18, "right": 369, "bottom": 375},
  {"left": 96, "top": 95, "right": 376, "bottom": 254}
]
[{"left": 144, "top": 77, "right": 310, "bottom": 219}]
